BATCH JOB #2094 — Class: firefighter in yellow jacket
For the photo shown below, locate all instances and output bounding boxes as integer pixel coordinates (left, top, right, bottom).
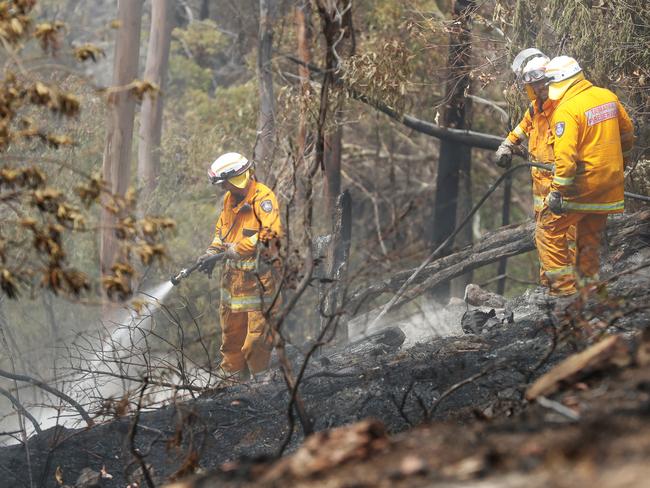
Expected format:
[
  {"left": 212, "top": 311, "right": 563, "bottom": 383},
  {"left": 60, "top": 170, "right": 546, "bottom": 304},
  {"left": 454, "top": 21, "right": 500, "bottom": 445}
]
[
  {"left": 537, "top": 56, "right": 635, "bottom": 295},
  {"left": 495, "top": 48, "right": 569, "bottom": 285},
  {"left": 198, "top": 152, "right": 282, "bottom": 379}
]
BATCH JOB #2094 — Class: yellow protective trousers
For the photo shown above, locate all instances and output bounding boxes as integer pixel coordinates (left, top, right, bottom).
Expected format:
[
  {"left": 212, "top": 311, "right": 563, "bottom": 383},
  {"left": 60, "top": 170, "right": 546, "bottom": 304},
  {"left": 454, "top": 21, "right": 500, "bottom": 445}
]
[
  {"left": 219, "top": 306, "right": 273, "bottom": 374},
  {"left": 534, "top": 209, "right": 576, "bottom": 287},
  {"left": 536, "top": 210, "right": 607, "bottom": 295}
]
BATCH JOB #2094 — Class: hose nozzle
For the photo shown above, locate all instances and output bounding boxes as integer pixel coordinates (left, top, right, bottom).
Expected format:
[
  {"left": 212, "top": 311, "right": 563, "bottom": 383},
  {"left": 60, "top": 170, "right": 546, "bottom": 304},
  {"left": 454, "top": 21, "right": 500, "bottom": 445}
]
[{"left": 171, "top": 268, "right": 191, "bottom": 286}]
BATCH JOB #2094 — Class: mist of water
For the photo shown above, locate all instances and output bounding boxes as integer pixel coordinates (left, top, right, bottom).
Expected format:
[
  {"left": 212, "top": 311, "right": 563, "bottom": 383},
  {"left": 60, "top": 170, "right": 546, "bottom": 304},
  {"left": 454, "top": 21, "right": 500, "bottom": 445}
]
[
  {"left": 348, "top": 297, "right": 465, "bottom": 345},
  {"left": 0, "top": 281, "right": 179, "bottom": 445}
]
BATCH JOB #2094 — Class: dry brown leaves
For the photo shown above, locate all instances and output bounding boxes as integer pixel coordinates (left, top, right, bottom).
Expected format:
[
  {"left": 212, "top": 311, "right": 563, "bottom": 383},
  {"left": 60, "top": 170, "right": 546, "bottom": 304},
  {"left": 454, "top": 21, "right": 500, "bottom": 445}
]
[
  {"left": 261, "top": 419, "right": 389, "bottom": 481},
  {"left": 74, "top": 43, "right": 104, "bottom": 63}
]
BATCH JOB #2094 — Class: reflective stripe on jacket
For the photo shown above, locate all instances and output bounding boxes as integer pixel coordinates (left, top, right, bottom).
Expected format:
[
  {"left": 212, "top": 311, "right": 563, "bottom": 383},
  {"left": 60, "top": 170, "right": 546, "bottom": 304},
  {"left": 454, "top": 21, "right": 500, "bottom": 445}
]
[{"left": 550, "top": 79, "right": 635, "bottom": 214}]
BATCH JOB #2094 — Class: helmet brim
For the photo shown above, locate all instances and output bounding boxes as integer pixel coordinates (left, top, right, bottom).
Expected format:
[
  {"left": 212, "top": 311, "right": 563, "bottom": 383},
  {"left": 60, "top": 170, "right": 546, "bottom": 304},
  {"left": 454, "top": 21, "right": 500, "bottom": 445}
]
[{"left": 548, "top": 72, "right": 584, "bottom": 100}]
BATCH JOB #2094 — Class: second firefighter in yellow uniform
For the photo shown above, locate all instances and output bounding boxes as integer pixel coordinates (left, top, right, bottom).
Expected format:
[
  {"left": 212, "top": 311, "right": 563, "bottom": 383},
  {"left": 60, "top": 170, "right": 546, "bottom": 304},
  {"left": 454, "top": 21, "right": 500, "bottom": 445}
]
[
  {"left": 537, "top": 56, "right": 635, "bottom": 295},
  {"left": 201, "top": 152, "right": 283, "bottom": 377}
]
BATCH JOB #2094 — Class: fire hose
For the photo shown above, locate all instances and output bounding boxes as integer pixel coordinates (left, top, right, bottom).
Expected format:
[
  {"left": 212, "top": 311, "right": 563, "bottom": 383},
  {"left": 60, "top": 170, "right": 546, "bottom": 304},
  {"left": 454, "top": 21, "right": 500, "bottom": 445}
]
[
  {"left": 171, "top": 252, "right": 225, "bottom": 286},
  {"left": 369, "top": 161, "right": 650, "bottom": 329}
]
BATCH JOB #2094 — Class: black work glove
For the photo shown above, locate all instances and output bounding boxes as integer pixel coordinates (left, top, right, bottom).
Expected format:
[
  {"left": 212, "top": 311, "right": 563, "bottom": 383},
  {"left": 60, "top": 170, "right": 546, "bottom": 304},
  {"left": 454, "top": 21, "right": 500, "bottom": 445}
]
[
  {"left": 197, "top": 252, "right": 218, "bottom": 276},
  {"left": 546, "top": 191, "right": 564, "bottom": 214}
]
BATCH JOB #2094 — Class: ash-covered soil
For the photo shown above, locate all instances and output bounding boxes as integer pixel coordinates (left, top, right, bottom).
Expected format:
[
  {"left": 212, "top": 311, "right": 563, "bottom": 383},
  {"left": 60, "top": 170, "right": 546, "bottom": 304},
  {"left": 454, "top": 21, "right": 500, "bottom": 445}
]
[{"left": 1, "top": 219, "right": 649, "bottom": 488}]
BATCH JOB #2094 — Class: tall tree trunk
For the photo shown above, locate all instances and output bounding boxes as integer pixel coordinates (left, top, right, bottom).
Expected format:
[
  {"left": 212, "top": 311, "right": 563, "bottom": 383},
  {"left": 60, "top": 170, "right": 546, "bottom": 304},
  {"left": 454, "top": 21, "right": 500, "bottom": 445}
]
[
  {"left": 315, "top": 0, "right": 354, "bottom": 231},
  {"left": 430, "top": 0, "right": 474, "bottom": 300},
  {"left": 100, "top": 0, "right": 144, "bottom": 280},
  {"left": 295, "top": 0, "right": 312, "bottom": 167},
  {"left": 255, "top": 0, "right": 275, "bottom": 166},
  {"left": 137, "top": 0, "right": 173, "bottom": 202}
]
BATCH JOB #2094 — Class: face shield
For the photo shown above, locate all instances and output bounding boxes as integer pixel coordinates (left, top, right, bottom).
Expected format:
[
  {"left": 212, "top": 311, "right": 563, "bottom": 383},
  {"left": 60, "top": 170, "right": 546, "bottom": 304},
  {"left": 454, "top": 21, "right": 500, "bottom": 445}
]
[{"left": 226, "top": 169, "right": 251, "bottom": 189}]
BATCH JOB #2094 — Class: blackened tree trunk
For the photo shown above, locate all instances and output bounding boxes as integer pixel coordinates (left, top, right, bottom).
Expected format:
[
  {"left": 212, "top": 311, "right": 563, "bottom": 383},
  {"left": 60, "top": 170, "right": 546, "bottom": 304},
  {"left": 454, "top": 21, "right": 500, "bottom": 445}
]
[
  {"left": 100, "top": 0, "right": 144, "bottom": 280},
  {"left": 255, "top": 0, "right": 275, "bottom": 166},
  {"left": 431, "top": 0, "right": 475, "bottom": 299},
  {"left": 324, "top": 119, "right": 342, "bottom": 228},
  {"left": 138, "top": 0, "right": 173, "bottom": 201}
]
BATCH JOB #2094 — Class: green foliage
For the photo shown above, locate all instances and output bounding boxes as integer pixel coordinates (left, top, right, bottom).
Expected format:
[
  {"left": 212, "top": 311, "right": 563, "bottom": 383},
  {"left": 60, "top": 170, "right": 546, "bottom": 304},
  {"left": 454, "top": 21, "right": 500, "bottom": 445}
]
[
  {"left": 169, "top": 55, "right": 214, "bottom": 93},
  {"left": 173, "top": 20, "right": 228, "bottom": 65}
]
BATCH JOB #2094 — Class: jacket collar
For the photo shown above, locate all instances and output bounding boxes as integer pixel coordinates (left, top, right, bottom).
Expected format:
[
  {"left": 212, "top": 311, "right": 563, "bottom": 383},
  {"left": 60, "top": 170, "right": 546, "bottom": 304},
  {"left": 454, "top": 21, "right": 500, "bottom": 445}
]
[{"left": 558, "top": 79, "right": 593, "bottom": 106}]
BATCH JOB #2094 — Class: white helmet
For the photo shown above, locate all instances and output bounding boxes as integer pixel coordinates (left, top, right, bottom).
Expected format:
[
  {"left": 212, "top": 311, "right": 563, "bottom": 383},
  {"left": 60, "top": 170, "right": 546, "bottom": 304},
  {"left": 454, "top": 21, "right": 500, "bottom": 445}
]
[
  {"left": 520, "top": 55, "right": 549, "bottom": 84},
  {"left": 545, "top": 55, "right": 582, "bottom": 83},
  {"left": 511, "top": 48, "right": 547, "bottom": 77},
  {"left": 207, "top": 152, "right": 252, "bottom": 186},
  {"left": 545, "top": 56, "right": 584, "bottom": 100}
]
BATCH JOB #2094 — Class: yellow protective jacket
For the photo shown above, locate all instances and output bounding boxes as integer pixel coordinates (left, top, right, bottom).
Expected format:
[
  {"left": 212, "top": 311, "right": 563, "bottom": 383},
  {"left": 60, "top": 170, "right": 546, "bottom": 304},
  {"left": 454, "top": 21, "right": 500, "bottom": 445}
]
[
  {"left": 209, "top": 179, "right": 282, "bottom": 312},
  {"left": 550, "top": 79, "right": 635, "bottom": 213},
  {"left": 507, "top": 98, "right": 558, "bottom": 212}
]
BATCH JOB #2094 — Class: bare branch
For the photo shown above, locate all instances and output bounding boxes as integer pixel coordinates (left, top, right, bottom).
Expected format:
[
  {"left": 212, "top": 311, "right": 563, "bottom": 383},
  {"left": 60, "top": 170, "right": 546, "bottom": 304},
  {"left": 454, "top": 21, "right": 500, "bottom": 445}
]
[{"left": 0, "top": 368, "right": 93, "bottom": 427}]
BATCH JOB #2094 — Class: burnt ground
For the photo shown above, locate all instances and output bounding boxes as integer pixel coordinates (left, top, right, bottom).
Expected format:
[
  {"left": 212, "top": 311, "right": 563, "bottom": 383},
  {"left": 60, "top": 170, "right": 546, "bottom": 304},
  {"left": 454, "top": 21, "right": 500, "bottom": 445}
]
[{"left": 1, "top": 220, "right": 650, "bottom": 488}]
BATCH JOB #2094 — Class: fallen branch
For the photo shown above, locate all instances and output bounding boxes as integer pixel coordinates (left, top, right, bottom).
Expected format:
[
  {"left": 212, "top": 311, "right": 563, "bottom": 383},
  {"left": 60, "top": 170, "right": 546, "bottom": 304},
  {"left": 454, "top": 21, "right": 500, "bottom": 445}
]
[
  {"left": 347, "top": 219, "right": 535, "bottom": 313},
  {"left": 536, "top": 396, "right": 580, "bottom": 421},
  {"left": 349, "top": 210, "right": 650, "bottom": 317},
  {"left": 284, "top": 54, "right": 502, "bottom": 150}
]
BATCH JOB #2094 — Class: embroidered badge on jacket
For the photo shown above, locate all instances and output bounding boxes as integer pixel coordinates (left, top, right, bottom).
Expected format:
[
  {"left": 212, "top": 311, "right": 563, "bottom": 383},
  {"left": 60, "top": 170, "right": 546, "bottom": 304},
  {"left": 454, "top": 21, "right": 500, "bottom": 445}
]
[
  {"left": 555, "top": 121, "right": 565, "bottom": 137},
  {"left": 260, "top": 199, "right": 273, "bottom": 213}
]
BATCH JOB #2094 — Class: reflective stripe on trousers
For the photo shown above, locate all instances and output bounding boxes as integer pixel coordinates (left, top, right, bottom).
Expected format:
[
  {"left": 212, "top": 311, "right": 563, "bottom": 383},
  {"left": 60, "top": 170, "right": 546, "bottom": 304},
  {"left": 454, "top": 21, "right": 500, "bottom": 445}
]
[{"left": 220, "top": 288, "right": 275, "bottom": 312}]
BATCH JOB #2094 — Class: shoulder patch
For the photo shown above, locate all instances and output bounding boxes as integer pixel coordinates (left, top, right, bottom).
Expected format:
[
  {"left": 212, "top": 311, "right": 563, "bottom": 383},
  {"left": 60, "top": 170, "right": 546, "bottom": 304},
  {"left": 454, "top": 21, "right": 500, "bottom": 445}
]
[
  {"left": 555, "top": 121, "right": 565, "bottom": 137},
  {"left": 260, "top": 199, "right": 273, "bottom": 213}
]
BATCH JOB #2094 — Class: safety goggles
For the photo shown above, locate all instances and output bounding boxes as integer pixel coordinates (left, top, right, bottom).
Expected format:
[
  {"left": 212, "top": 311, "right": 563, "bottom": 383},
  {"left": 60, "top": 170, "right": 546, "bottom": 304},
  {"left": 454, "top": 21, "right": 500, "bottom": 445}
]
[{"left": 521, "top": 68, "right": 547, "bottom": 84}]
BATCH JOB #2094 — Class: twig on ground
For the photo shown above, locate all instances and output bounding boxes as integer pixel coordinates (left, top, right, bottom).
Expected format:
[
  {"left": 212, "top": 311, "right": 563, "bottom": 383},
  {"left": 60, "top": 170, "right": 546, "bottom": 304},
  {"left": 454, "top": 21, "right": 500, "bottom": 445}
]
[
  {"left": 429, "top": 364, "right": 506, "bottom": 417},
  {"left": 537, "top": 395, "right": 580, "bottom": 421}
]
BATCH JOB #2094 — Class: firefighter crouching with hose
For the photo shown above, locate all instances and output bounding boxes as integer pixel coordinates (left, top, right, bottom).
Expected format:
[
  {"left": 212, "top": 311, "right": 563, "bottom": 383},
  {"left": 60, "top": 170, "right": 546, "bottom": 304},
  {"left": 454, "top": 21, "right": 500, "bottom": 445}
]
[
  {"left": 495, "top": 48, "right": 575, "bottom": 287},
  {"left": 538, "top": 56, "right": 636, "bottom": 296},
  {"left": 197, "top": 152, "right": 282, "bottom": 381}
]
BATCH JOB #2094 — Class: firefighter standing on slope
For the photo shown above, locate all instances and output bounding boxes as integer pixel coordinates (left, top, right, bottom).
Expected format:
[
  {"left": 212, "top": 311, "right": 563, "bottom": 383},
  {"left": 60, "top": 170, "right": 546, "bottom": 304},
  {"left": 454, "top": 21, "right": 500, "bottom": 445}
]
[
  {"left": 495, "top": 48, "right": 574, "bottom": 286},
  {"left": 198, "top": 152, "right": 282, "bottom": 380},
  {"left": 537, "top": 56, "right": 635, "bottom": 296}
]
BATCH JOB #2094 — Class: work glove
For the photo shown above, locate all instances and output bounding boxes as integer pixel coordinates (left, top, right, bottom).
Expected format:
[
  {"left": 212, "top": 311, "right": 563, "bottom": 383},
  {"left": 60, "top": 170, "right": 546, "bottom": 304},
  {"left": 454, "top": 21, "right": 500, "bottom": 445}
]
[
  {"left": 495, "top": 139, "right": 515, "bottom": 168},
  {"left": 197, "top": 250, "right": 218, "bottom": 276},
  {"left": 545, "top": 191, "right": 564, "bottom": 214},
  {"left": 223, "top": 243, "right": 241, "bottom": 261}
]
